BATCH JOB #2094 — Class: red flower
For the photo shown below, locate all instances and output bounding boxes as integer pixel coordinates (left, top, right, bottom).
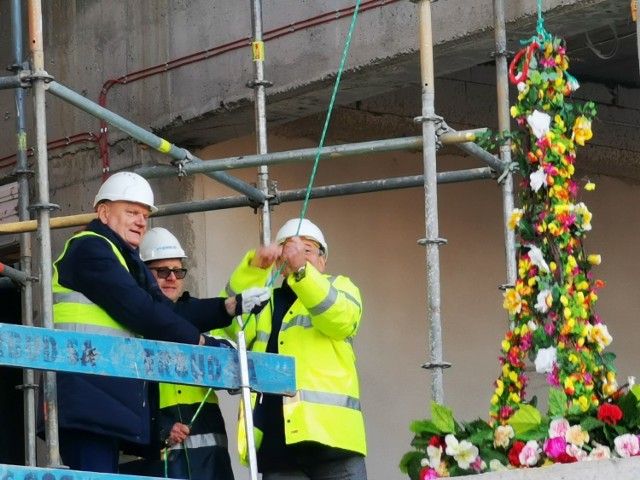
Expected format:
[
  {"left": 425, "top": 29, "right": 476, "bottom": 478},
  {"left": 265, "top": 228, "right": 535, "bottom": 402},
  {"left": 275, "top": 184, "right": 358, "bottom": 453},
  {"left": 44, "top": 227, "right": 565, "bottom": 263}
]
[
  {"left": 508, "top": 441, "right": 525, "bottom": 467},
  {"left": 597, "top": 403, "right": 623, "bottom": 425},
  {"left": 556, "top": 452, "right": 578, "bottom": 464},
  {"left": 428, "top": 435, "right": 444, "bottom": 448},
  {"left": 420, "top": 467, "right": 440, "bottom": 480}
]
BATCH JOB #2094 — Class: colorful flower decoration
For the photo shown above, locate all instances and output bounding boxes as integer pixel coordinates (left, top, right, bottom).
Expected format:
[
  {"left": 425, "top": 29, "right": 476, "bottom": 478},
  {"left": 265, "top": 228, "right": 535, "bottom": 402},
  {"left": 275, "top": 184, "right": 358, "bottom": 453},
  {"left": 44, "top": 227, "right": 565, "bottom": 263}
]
[{"left": 400, "top": 30, "right": 640, "bottom": 480}]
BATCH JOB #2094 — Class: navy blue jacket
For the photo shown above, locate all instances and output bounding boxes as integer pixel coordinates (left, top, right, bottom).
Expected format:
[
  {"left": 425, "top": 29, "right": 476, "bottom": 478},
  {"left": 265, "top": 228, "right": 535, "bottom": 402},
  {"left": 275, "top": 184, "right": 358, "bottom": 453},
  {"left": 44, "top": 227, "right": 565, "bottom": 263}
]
[{"left": 54, "top": 220, "right": 232, "bottom": 444}]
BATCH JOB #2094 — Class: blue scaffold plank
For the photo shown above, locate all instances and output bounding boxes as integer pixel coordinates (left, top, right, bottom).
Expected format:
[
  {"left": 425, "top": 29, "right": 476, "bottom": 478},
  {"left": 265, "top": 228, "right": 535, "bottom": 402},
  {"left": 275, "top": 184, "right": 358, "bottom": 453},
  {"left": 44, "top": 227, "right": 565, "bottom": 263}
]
[
  {"left": 0, "top": 324, "right": 296, "bottom": 395},
  {"left": 0, "top": 463, "right": 162, "bottom": 479}
]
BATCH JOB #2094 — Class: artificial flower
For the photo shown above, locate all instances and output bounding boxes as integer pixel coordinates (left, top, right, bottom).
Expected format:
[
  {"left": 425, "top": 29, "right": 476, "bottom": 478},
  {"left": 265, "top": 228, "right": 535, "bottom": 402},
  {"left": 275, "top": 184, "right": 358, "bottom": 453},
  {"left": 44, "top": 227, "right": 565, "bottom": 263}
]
[
  {"left": 614, "top": 434, "right": 640, "bottom": 457},
  {"left": 573, "top": 116, "right": 593, "bottom": 146},
  {"left": 527, "top": 110, "right": 551, "bottom": 139},
  {"left": 508, "top": 441, "right": 525, "bottom": 467},
  {"left": 597, "top": 403, "right": 623, "bottom": 425},
  {"left": 444, "top": 434, "right": 479, "bottom": 470},
  {"left": 589, "top": 324, "right": 612, "bottom": 349},
  {"left": 534, "top": 289, "right": 552, "bottom": 313},
  {"left": 587, "top": 254, "right": 601, "bottom": 265},
  {"left": 526, "top": 245, "right": 550, "bottom": 273},
  {"left": 587, "top": 444, "right": 611, "bottom": 461},
  {"left": 519, "top": 440, "right": 542, "bottom": 466},
  {"left": 493, "top": 425, "right": 515, "bottom": 449},
  {"left": 534, "top": 346, "right": 557, "bottom": 374},
  {"left": 530, "top": 167, "right": 548, "bottom": 192},
  {"left": 549, "top": 418, "right": 570, "bottom": 439}
]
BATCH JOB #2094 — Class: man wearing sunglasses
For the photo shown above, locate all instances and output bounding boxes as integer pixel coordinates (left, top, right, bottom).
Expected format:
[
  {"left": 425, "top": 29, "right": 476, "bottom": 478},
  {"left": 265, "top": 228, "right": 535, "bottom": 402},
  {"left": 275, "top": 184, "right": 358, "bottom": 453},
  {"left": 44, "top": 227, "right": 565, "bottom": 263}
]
[
  {"left": 221, "top": 218, "right": 367, "bottom": 480},
  {"left": 140, "top": 227, "right": 237, "bottom": 480},
  {"left": 50, "top": 172, "right": 269, "bottom": 475}
]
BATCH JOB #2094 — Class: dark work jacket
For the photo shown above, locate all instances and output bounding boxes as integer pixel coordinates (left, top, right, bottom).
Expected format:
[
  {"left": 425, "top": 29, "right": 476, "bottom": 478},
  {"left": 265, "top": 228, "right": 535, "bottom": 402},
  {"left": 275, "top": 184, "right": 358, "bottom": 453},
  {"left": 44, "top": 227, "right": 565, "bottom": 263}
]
[{"left": 53, "top": 220, "right": 233, "bottom": 445}]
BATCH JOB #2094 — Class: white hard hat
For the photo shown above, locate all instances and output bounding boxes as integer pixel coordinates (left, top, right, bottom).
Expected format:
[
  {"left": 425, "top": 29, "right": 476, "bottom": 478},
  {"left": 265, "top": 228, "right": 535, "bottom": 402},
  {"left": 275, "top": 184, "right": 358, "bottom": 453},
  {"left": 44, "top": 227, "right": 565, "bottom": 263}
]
[
  {"left": 93, "top": 172, "right": 158, "bottom": 213},
  {"left": 139, "top": 227, "right": 187, "bottom": 262},
  {"left": 275, "top": 218, "right": 328, "bottom": 258}
]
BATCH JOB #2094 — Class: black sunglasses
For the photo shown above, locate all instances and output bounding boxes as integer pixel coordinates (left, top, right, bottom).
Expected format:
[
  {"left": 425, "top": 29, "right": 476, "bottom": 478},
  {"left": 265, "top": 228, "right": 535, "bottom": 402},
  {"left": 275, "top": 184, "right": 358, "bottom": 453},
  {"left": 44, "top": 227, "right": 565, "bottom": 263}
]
[{"left": 149, "top": 267, "right": 188, "bottom": 280}]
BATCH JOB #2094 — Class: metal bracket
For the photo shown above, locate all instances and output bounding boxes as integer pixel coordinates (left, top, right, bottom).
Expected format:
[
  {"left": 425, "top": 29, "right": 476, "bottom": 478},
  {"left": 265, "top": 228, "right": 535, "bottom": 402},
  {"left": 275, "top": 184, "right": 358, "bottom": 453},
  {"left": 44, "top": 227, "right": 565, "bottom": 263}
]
[
  {"left": 171, "top": 151, "right": 194, "bottom": 178},
  {"left": 498, "top": 283, "right": 515, "bottom": 291},
  {"left": 413, "top": 113, "right": 443, "bottom": 125},
  {"left": 497, "top": 161, "right": 518, "bottom": 185},
  {"left": 422, "top": 361, "right": 452, "bottom": 370},
  {"left": 15, "top": 383, "right": 39, "bottom": 391},
  {"left": 246, "top": 79, "right": 273, "bottom": 89},
  {"left": 490, "top": 49, "right": 515, "bottom": 59},
  {"left": 417, "top": 237, "right": 448, "bottom": 246},
  {"left": 28, "top": 202, "right": 60, "bottom": 212},
  {"left": 267, "top": 181, "right": 280, "bottom": 208},
  {"left": 23, "top": 69, "right": 55, "bottom": 84}
]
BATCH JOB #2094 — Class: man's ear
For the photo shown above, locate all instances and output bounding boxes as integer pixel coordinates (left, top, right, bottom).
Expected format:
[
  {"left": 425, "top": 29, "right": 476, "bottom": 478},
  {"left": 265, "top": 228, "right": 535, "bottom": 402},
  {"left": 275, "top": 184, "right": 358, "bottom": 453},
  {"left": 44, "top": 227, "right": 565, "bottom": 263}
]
[{"left": 96, "top": 202, "right": 109, "bottom": 224}]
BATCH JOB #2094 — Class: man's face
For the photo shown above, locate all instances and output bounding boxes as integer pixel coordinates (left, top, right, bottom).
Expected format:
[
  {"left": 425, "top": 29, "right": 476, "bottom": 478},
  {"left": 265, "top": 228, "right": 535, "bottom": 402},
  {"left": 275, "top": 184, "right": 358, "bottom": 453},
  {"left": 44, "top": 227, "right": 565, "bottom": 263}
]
[
  {"left": 147, "top": 258, "right": 186, "bottom": 302},
  {"left": 97, "top": 201, "right": 150, "bottom": 248},
  {"left": 277, "top": 237, "right": 326, "bottom": 276}
]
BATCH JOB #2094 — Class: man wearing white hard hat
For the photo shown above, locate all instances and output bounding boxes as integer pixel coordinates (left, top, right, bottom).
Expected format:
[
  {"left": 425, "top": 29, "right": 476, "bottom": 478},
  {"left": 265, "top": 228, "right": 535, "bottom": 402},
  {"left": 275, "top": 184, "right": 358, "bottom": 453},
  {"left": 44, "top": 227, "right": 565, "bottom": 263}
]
[
  {"left": 139, "top": 227, "right": 237, "bottom": 480},
  {"left": 221, "top": 218, "right": 367, "bottom": 479},
  {"left": 50, "top": 172, "right": 268, "bottom": 474}
]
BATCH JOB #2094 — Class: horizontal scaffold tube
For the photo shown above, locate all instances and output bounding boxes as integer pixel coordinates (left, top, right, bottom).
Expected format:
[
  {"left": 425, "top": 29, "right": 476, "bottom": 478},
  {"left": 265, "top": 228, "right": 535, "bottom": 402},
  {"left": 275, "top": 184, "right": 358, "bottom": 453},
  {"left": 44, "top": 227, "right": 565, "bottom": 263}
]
[
  {"left": 136, "top": 135, "right": 504, "bottom": 178},
  {"left": 0, "top": 75, "right": 28, "bottom": 90},
  {"left": 45, "top": 81, "right": 265, "bottom": 203},
  {"left": 0, "top": 168, "right": 495, "bottom": 234}
]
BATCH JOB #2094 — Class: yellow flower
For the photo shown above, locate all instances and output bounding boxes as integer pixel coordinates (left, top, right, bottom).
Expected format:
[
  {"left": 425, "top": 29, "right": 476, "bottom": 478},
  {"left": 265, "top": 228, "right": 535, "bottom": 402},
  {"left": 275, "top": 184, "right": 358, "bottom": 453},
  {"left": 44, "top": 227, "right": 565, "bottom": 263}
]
[
  {"left": 573, "top": 116, "right": 593, "bottom": 146},
  {"left": 585, "top": 181, "right": 596, "bottom": 191},
  {"left": 588, "top": 254, "right": 601, "bottom": 265},
  {"left": 501, "top": 339, "right": 511, "bottom": 352},
  {"left": 508, "top": 209, "right": 523, "bottom": 230},
  {"left": 510, "top": 105, "right": 520, "bottom": 118},
  {"left": 503, "top": 289, "right": 522, "bottom": 315},
  {"left": 509, "top": 392, "right": 521, "bottom": 404},
  {"left": 495, "top": 379, "right": 504, "bottom": 396},
  {"left": 590, "top": 324, "right": 612, "bottom": 348},
  {"left": 491, "top": 394, "right": 499, "bottom": 405}
]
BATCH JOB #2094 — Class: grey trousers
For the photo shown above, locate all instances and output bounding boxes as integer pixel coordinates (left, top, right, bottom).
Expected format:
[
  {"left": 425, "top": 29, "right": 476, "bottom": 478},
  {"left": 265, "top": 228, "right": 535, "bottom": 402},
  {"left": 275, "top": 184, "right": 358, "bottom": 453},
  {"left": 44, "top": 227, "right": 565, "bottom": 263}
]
[{"left": 262, "top": 455, "right": 367, "bottom": 480}]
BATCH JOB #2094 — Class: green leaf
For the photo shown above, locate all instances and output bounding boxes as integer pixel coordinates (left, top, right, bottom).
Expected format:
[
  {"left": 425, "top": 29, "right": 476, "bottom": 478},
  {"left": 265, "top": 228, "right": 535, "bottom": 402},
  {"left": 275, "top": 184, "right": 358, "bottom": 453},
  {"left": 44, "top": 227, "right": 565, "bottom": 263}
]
[
  {"left": 431, "top": 401, "right": 456, "bottom": 434},
  {"left": 631, "top": 385, "right": 640, "bottom": 401},
  {"left": 580, "top": 415, "right": 605, "bottom": 432},
  {"left": 409, "top": 419, "right": 442, "bottom": 436},
  {"left": 548, "top": 388, "right": 568, "bottom": 417},
  {"left": 617, "top": 393, "right": 640, "bottom": 428},
  {"left": 399, "top": 450, "right": 425, "bottom": 479},
  {"left": 507, "top": 404, "right": 542, "bottom": 435}
]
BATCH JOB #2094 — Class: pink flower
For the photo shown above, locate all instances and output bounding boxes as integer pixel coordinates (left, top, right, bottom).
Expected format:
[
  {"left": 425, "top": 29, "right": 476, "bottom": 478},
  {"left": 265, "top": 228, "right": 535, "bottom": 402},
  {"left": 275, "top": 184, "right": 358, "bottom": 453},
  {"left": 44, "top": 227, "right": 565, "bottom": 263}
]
[
  {"left": 549, "top": 418, "right": 570, "bottom": 439},
  {"left": 543, "top": 436, "right": 567, "bottom": 459},
  {"left": 420, "top": 467, "right": 440, "bottom": 480},
  {"left": 518, "top": 440, "right": 541, "bottom": 466},
  {"left": 614, "top": 434, "right": 640, "bottom": 457}
]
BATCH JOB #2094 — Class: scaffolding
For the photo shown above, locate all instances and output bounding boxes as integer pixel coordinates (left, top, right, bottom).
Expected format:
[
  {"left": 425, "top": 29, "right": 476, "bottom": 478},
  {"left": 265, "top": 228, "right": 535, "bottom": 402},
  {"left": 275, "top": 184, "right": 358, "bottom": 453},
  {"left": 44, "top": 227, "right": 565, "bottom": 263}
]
[{"left": 0, "top": 0, "right": 520, "bottom": 478}]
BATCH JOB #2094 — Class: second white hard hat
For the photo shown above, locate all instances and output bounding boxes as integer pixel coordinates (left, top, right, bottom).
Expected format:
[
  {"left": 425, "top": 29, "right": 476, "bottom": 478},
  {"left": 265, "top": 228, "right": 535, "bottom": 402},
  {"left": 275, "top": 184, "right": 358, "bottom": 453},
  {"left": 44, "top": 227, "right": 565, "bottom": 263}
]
[
  {"left": 275, "top": 218, "right": 328, "bottom": 258},
  {"left": 93, "top": 171, "right": 158, "bottom": 213},
  {"left": 139, "top": 227, "right": 187, "bottom": 262}
]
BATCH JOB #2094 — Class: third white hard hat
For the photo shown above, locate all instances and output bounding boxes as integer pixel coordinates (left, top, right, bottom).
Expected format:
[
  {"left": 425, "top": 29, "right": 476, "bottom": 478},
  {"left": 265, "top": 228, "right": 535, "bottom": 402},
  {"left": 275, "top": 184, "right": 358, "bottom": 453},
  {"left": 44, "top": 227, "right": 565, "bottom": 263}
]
[
  {"left": 93, "top": 171, "right": 157, "bottom": 213},
  {"left": 139, "top": 227, "right": 187, "bottom": 261},
  {"left": 275, "top": 218, "right": 328, "bottom": 258}
]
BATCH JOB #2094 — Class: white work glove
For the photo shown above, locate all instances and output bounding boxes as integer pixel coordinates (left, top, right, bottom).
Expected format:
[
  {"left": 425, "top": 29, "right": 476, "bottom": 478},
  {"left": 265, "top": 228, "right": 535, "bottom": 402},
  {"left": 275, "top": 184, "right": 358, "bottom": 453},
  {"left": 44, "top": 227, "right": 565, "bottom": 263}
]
[{"left": 235, "top": 286, "right": 270, "bottom": 316}]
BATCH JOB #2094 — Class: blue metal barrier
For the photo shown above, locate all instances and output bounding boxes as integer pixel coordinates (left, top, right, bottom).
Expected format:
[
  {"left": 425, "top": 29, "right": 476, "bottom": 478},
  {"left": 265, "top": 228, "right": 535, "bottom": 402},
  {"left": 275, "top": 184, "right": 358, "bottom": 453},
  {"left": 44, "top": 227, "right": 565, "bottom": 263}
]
[
  {"left": 0, "top": 324, "right": 295, "bottom": 395},
  {"left": 0, "top": 464, "right": 161, "bottom": 479}
]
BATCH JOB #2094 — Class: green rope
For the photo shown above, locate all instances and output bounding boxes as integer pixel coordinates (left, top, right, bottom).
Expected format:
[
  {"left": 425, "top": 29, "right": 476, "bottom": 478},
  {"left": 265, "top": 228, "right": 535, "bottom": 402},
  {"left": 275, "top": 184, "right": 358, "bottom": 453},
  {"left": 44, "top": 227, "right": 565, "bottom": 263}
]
[
  {"left": 297, "top": 0, "right": 362, "bottom": 228},
  {"left": 521, "top": 0, "right": 551, "bottom": 45}
]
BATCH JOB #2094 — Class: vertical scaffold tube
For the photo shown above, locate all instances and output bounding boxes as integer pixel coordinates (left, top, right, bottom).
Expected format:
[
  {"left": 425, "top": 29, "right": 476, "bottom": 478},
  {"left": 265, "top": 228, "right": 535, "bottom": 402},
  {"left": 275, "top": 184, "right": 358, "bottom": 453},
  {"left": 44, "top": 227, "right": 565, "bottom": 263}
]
[
  {"left": 250, "top": 0, "right": 272, "bottom": 246},
  {"left": 11, "top": 0, "right": 37, "bottom": 467},
  {"left": 417, "top": 0, "right": 445, "bottom": 405},
  {"left": 28, "top": 0, "right": 62, "bottom": 468},
  {"left": 493, "top": 0, "right": 518, "bottom": 289}
]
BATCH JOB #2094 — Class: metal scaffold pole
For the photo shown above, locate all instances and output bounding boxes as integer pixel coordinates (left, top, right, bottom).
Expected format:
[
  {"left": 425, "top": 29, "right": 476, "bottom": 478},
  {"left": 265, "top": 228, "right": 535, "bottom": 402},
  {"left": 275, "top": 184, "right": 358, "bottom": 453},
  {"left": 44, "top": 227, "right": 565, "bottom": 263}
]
[
  {"left": 416, "top": 0, "right": 448, "bottom": 405},
  {"left": 493, "top": 0, "right": 518, "bottom": 289},
  {"left": 28, "top": 0, "right": 63, "bottom": 468},
  {"left": 11, "top": 0, "right": 37, "bottom": 467},
  {"left": 249, "top": 0, "right": 273, "bottom": 247}
]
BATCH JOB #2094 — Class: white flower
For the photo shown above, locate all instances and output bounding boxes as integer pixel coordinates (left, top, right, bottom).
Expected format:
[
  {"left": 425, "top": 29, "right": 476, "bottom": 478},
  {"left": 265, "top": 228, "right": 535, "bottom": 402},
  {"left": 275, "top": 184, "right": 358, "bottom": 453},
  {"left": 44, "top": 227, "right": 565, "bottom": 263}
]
[
  {"left": 549, "top": 418, "right": 570, "bottom": 439},
  {"left": 426, "top": 445, "right": 442, "bottom": 468},
  {"left": 589, "top": 324, "right": 613, "bottom": 349},
  {"left": 534, "top": 347, "right": 557, "bottom": 374},
  {"left": 527, "top": 110, "right": 551, "bottom": 139},
  {"left": 527, "top": 320, "right": 538, "bottom": 331},
  {"left": 614, "top": 434, "right": 640, "bottom": 457},
  {"left": 566, "top": 443, "right": 588, "bottom": 461},
  {"left": 587, "top": 444, "right": 611, "bottom": 461},
  {"left": 493, "top": 425, "right": 514, "bottom": 449},
  {"left": 445, "top": 434, "right": 479, "bottom": 470},
  {"left": 517, "top": 82, "right": 527, "bottom": 92},
  {"left": 529, "top": 168, "right": 548, "bottom": 192},
  {"left": 527, "top": 245, "right": 550, "bottom": 273},
  {"left": 567, "top": 77, "right": 580, "bottom": 92},
  {"left": 489, "top": 459, "right": 509, "bottom": 471},
  {"left": 534, "top": 289, "right": 552, "bottom": 313},
  {"left": 518, "top": 440, "right": 541, "bottom": 466},
  {"left": 566, "top": 425, "right": 589, "bottom": 447}
]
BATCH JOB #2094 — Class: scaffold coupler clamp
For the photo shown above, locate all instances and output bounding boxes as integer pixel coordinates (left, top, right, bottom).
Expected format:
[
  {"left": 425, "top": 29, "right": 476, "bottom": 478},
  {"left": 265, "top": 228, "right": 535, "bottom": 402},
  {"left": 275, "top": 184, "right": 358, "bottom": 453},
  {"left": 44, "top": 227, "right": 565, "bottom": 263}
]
[
  {"left": 24, "top": 69, "right": 55, "bottom": 86},
  {"left": 496, "top": 161, "right": 518, "bottom": 185},
  {"left": 172, "top": 151, "right": 193, "bottom": 178},
  {"left": 417, "top": 237, "right": 448, "bottom": 247},
  {"left": 422, "top": 361, "right": 452, "bottom": 370}
]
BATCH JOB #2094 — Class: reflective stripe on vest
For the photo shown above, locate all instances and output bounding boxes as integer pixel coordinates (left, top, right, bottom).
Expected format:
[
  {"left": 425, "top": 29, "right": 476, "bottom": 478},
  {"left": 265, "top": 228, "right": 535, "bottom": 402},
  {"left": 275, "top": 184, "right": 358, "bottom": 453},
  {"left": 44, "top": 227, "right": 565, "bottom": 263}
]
[
  {"left": 56, "top": 322, "right": 134, "bottom": 338},
  {"left": 53, "top": 231, "right": 133, "bottom": 337},
  {"left": 284, "top": 389, "right": 361, "bottom": 412},
  {"left": 168, "top": 432, "right": 228, "bottom": 451}
]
